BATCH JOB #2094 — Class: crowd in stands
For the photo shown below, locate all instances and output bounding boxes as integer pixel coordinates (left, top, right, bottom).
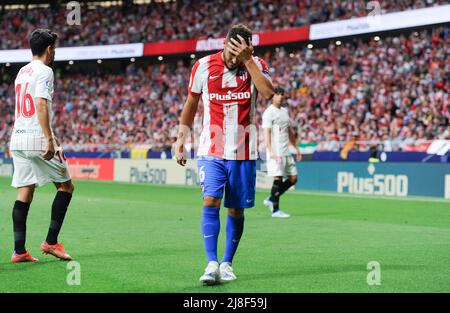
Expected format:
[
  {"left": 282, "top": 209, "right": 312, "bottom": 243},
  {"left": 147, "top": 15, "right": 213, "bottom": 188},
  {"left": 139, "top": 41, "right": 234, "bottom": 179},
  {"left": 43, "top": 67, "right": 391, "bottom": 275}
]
[
  {"left": 0, "top": 27, "right": 448, "bottom": 153},
  {"left": 1, "top": 0, "right": 447, "bottom": 49},
  {"left": 269, "top": 27, "right": 449, "bottom": 152}
]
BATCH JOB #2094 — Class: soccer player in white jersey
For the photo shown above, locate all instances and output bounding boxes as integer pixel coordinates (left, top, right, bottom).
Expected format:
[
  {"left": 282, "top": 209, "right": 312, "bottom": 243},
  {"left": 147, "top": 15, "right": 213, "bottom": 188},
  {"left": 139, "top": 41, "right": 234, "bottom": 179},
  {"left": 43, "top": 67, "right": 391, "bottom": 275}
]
[
  {"left": 262, "top": 87, "right": 301, "bottom": 218},
  {"left": 175, "top": 24, "right": 274, "bottom": 285},
  {"left": 9, "top": 29, "right": 74, "bottom": 262}
]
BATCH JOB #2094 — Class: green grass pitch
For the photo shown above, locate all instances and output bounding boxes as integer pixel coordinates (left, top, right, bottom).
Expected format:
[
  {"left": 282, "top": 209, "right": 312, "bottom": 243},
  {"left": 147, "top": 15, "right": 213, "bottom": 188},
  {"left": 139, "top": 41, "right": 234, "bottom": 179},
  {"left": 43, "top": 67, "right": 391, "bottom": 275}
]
[{"left": 0, "top": 176, "right": 449, "bottom": 292}]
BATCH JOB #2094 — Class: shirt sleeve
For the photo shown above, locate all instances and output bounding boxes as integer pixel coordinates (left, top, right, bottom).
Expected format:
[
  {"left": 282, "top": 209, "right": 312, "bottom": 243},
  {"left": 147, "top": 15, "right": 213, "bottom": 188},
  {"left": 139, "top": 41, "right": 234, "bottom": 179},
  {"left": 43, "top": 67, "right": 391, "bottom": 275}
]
[
  {"left": 254, "top": 57, "right": 272, "bottom": 81},
  {"left": 35, "top": 67, "right": 53, "bottom": 100},
  {"left": 188, "top": 60, "right": 203, "bottom": 95},
  {"left": 261, "top": 108, "right": 273, "bottom": 129}
]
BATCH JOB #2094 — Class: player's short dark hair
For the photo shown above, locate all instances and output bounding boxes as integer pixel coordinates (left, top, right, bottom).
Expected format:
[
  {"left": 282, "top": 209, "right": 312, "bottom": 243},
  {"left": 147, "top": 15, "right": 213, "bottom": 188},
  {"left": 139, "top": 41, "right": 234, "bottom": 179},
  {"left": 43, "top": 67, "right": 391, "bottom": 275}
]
[
  {"left": 29, "top": 28, "right": 58, "bottom": 56},
  {"left": 274, "top": 86, "right": 285, "bottom": 95},
  {"left": 226, "top": 24, "right": 252, "bottom": 46}
]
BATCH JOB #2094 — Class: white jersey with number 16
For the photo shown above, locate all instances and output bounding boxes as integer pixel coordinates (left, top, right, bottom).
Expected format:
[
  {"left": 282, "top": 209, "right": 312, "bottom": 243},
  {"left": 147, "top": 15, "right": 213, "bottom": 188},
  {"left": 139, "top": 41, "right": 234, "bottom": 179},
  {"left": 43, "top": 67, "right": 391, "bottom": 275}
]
[{"left": 10, "top": 59, "right": 54, "bottom": 151}]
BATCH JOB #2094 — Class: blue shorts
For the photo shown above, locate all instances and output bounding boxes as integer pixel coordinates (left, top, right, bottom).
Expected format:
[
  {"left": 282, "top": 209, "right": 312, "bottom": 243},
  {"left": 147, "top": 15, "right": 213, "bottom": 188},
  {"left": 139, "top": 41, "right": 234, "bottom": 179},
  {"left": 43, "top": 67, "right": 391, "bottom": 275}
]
[{"left": 198, "top": 158, "right": 256, "bottom": 208}]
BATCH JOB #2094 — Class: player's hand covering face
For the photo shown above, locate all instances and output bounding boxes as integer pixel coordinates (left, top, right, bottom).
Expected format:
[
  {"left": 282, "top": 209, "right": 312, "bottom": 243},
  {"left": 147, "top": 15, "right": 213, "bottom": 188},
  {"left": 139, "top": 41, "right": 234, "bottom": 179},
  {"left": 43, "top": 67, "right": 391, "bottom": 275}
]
[{"left": 226, "top": 35, "right": 254, "bottom": 69}]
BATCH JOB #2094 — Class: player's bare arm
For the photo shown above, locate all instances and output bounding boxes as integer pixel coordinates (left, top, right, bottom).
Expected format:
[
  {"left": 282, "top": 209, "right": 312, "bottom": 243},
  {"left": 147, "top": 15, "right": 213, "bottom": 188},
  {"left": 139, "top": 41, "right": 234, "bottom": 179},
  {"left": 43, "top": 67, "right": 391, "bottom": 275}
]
[
  {"left": 36, "top": 97, "right": 55, "bottom": 161},
  {"left": 175, "top": 93, "right": 200, "bottom": 166},
  {"left": 289, "top": 126, "right": 301, "bottom": 161},
  {"left": 264, "top": 127, "right": 278, "bottom": 160},
  {"left": 228, "top": 35, "right": 274, "bottom": 100}
]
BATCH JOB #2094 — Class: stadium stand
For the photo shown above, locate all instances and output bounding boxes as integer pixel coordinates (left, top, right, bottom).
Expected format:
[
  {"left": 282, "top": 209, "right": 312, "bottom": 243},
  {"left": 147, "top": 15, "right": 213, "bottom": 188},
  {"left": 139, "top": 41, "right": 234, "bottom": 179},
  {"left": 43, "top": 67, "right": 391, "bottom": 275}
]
[
  {"left": 0, "top": 0, "right": 447, "bottom": 49},
  {"left": 1, "top": 26, "right": 448, "bottom": 153}
]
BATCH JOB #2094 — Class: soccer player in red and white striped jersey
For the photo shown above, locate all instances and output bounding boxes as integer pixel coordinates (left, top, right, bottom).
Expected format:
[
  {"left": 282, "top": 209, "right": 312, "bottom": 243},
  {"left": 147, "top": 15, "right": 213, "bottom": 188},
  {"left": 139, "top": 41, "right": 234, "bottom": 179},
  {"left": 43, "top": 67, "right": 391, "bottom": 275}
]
[
  {"left": 187, "top": 41, "right": 270, "bottom": 160},
  {"left": 175, "top": 24, "right": 274, "bottom": 285}
]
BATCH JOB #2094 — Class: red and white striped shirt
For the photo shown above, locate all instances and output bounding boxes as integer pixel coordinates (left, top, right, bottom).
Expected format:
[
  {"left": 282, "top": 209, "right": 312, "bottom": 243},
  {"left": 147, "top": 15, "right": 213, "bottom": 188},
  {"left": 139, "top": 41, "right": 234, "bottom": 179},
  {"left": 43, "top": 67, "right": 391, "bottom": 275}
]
[{"left": 189, "top": 51, "right": 270, "bottom": 160}]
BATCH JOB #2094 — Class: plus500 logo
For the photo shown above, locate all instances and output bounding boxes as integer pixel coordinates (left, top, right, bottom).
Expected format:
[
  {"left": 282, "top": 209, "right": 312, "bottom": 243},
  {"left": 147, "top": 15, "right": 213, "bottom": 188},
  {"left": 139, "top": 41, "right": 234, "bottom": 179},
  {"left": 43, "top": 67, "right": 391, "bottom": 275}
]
[
  {"left": 337, "top": 172, "right": 408, "bottom": 197},
  {"left": 129, "top": 165, "right": 167, "bottom": 184},
  {"left": 209, "top": 92, "right": 251, "bottom": 101}
]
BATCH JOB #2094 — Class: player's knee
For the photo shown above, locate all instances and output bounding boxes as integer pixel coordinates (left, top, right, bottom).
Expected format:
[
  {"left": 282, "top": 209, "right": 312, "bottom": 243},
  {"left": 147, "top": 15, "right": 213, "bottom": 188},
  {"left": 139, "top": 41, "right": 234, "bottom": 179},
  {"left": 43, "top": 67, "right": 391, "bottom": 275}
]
[
  {"left": 68, "top": 182, "right": 75, "bottom": 194},
  {"left": 228, "top": 208, "right": 244, "bottom": 218},
  {"left": 17, "top": 185, "right": 35, "bottom": 203},
  {"left": 203, "top": 197, "right": 220, "bottom": 208},
  {"left": 289, "top": 176, "right": 298, "bottom": 185},
  {"left": 18, "top": 193, "right": 33, "bottom": 203},
  {"left": 58, "top": 181, "right": 75, "bottom": 194}
]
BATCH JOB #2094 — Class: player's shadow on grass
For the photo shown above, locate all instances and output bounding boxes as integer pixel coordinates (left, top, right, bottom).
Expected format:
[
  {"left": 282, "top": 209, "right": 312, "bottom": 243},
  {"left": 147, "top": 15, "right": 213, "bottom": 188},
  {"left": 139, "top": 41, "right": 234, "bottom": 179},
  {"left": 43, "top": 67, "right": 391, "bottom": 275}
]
[
  {"left": 179, "top": 282, "right": 231, "bottom": 292},
  {"left": 0, "top": 258, "right": 67, "bottom": 270}
]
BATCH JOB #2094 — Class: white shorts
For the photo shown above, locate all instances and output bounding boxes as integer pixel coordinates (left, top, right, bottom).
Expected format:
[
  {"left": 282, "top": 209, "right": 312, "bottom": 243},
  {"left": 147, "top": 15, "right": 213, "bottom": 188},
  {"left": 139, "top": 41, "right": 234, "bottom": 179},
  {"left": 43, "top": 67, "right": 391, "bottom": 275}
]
[
  {"left": 11, "top": 149, "right": 71, "bottom": 188},
  {"left": 267, "top": 155, "right": 298, "bottom": 177}
]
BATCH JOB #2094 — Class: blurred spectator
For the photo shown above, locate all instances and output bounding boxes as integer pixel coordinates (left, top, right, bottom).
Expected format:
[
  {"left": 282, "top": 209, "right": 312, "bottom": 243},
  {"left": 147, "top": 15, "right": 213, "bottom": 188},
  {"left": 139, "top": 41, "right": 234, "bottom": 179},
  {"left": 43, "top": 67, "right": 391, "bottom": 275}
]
[{"left": 0, "top": 0, "right": 447, "bottom": 49}]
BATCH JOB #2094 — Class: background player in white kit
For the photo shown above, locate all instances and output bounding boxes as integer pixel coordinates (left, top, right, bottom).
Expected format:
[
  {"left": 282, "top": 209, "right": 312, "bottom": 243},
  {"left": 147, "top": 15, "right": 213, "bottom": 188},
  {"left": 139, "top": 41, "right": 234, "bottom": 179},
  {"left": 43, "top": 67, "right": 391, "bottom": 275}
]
[
  {"left": 9, "top": 29, "right": 74, "bottom": 262},
  {"left": 262, "top": 87, "right": 301, "bottom": 218}
]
